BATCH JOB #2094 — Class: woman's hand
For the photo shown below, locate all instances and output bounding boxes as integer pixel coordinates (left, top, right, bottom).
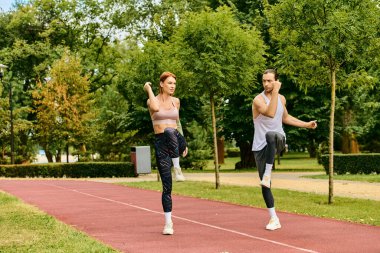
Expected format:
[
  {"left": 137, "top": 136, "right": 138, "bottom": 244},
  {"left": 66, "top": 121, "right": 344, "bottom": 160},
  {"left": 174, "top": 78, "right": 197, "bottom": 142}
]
[
  {"left": 182, "top": 147, "right": 188, "bottom": 157},
  {"left": 143, "top": 82, "right": 152, "bottom": 93}
]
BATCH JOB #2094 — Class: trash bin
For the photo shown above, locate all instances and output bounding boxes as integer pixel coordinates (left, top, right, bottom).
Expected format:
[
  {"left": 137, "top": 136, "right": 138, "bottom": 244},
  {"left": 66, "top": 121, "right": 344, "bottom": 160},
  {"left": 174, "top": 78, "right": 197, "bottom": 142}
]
[{"left": 130, "top": 146, "right": 151, "bottom": 176}]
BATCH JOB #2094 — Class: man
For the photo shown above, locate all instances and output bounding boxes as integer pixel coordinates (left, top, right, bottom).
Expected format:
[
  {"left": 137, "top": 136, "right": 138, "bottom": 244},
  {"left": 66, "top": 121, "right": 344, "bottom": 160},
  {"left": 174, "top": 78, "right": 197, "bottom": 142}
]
[{"left": 252, "top": 69, "right": 317, "bottom": 230}]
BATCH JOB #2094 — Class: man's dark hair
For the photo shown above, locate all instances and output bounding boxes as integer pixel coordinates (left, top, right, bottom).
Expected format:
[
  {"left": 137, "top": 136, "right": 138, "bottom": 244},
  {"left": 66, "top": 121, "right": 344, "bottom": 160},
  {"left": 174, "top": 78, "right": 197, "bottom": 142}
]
[{"left": 263, "top": 69, "right": 278, "bottom": 80}]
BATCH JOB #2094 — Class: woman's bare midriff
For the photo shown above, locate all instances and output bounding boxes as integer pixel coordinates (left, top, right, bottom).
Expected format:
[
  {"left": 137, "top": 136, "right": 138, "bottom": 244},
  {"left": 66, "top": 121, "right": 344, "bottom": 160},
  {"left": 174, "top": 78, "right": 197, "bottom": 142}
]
[{"left": 153, "top": 124, "right": 178, "bottom": 134}]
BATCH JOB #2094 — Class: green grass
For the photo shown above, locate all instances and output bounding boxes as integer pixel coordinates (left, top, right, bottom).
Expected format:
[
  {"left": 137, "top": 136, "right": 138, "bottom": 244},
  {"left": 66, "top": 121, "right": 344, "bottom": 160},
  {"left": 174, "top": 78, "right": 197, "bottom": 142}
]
[
  {"left": 303, "top": 173, "right": 380, "bottom": 183},
  {"left": 199, "top": 152, "right": 324, "bottom": 172},
  {"left": 118, "top": 181, "right": 380, "bottom": 227},
  {"left": 0, "top": 191, "right": 119, "bottom": 253}
]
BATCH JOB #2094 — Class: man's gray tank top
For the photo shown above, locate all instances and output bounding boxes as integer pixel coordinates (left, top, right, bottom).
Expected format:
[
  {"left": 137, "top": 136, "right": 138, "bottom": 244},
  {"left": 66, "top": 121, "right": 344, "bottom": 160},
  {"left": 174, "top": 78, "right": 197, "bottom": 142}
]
[{"left": 252, "top": 92, "right": 286, "bottom": 151}]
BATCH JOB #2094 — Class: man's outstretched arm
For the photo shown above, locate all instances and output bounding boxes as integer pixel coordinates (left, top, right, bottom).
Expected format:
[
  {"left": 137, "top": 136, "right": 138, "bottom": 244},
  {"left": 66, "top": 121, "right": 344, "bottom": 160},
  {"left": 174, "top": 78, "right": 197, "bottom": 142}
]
[{"left": 282, "top": 99, "right": 317, "bottom": 129}]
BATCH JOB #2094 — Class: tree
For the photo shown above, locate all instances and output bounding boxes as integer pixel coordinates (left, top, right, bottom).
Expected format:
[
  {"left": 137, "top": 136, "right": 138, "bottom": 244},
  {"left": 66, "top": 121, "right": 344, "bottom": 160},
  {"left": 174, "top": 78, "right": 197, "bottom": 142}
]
[
  {"left": 89, "top": 83, "right": 137, "bottom": 161},
  {"left": 170, "top": 6, "right": 265, "bottom": 188},
  {"left": 336, "top": 83, "right": 380, "bottom": 153},
  {"left": 33, "top": 50, "right": 93, "bottom": 162},
  {"left": 267, "top": 0, "right": 380, "bottom": 203},
  {"left": 220, "top": 94, "right": 256, "bottom": 169}
]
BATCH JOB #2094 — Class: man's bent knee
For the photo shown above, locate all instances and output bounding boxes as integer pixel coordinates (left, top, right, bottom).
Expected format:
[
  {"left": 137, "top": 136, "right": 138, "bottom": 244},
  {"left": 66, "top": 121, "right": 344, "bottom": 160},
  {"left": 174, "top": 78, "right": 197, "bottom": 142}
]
[{"left": 265, "top": 131, "right": 277, "bottom": 144}]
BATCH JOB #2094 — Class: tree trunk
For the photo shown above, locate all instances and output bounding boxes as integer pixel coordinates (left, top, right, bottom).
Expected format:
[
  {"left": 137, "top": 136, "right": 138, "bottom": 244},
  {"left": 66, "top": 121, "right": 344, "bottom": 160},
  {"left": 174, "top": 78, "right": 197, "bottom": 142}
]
[
  {"left": 341, "top": 109, "right": 360, "bottom": 153},
  {"left": 236, "top": 141, "right": 255, "bottom": 169},
  {"left": 45, "top": 150, "right": 54, "bottom": 163},
  {"left": 328, "top": 69, "right": 336, "bottom": 204},
  {"left": 349, "top": 135, "right": 360, "bottom": 153},
  {"left": 342, "top": 132, "right": 360, "bottom": 154},
  {"left": 79, "top": 143, "right": 87, "bottom": 152},
  {"left": 55, "top": 150, "right": 61, "bottom": 163},
  {"left": 66, "top": 144, "right": 69, "bottom": 163},
  {"left": 308, "top": 139, "right": 317, "bottom": 158},
  {"left": 217, "top": 137, "right": 225, "bottom": 164},
  {"left": 210, "top": 94, "right": 220, "bottom": 189}
]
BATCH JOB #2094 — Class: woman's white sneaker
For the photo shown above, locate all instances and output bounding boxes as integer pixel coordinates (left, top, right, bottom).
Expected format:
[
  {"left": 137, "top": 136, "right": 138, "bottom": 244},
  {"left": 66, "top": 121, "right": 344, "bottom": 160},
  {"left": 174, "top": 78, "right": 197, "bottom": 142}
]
[
  {"left": 174, "top": 167, "right": 186, "bottom": 182},
  {"left": 265, "top": 217, "right": 281, "bottom": 230},
  {"left": 162, "top": 222, "right": 174, "bottom": 235}
]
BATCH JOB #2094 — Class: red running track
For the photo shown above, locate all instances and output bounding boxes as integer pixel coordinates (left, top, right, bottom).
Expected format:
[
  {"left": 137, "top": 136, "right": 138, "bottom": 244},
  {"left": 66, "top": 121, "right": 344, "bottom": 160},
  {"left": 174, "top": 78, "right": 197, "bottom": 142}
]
[{"left": 0, "top": 179, "right": 379, "bottom": 253}]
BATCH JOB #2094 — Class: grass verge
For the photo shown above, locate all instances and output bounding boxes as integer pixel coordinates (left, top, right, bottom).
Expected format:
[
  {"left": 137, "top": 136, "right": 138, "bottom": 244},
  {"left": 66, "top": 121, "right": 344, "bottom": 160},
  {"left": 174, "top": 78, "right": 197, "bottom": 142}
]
[
  {"left": 118, "top": 181, "right": 380, "bottom": 226},
  {"left": 303, "top": 173, "right": 380, "bottom": 183},
  {"left": 0, "top": 191, "right": 118, "bottom": 253},
  {"left": 196, "top": 153, "right": 324, "bottom": 172}
]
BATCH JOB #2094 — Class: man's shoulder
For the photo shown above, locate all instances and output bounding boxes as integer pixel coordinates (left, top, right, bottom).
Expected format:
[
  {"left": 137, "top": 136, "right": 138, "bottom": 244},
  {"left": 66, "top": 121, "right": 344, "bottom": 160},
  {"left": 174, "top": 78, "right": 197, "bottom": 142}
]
[{"left": 253, "top": 92, "right": 264, "bottom": 102}]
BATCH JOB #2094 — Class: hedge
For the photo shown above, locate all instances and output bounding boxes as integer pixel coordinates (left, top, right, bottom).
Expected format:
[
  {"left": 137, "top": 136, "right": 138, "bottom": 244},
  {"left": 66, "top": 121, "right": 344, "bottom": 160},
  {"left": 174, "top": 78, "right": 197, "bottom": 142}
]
[
  {"left": 320, "top": 154, "right": 380, "bottom": 175},
  {"left": 226, "top": 148, "right": 240, "bottom": 157},
  {"left": 0, "top": 162, "right": 135, "bottom": 178}
]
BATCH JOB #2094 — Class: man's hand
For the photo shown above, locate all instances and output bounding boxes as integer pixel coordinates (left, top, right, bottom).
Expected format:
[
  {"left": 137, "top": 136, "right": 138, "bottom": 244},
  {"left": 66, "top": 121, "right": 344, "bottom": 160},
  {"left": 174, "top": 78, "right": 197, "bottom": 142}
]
[
  {"left": 272, "top": 80, "right": 282, "bottom": 93},
  {"left": 307, "top": 120, "right": 317, "bottom": 129}
]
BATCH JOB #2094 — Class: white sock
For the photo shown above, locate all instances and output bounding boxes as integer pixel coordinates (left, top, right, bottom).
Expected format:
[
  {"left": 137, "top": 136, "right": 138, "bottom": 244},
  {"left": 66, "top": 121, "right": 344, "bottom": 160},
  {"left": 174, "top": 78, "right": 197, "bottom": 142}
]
[
  {"left": 164, "top": 212, "right": 172, "bottom": 224},
  {"left": 172, "top": 157, "right": 180, "bottom": 168},
  {"left": 268, "top": 207, "right": 278, "bottom": 219},
  {"left": 264, "top": 163, "right": 273, "bottom": 177}
]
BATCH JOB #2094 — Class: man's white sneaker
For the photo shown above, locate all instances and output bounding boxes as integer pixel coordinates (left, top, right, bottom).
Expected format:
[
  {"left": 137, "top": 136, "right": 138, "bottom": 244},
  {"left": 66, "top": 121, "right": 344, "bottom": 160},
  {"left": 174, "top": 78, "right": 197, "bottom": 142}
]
[
  {"left": 266, "top": 217, "right": 281, "bottom": 231},
  {"left": 174, "top": 167, "right": 186, "bottom": 182},
  {"left": 260, "top": 175, "right": 271, "bottom": 188},
  {"left": 162, "top": 222, "right": 174, "bottom": 235}
]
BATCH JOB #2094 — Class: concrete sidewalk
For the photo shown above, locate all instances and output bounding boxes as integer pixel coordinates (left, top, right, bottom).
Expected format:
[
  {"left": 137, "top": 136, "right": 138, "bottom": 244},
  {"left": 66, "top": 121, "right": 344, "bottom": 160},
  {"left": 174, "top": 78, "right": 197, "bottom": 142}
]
[{"left": 92, "top": 171, "right": 380, "bottom": 201}]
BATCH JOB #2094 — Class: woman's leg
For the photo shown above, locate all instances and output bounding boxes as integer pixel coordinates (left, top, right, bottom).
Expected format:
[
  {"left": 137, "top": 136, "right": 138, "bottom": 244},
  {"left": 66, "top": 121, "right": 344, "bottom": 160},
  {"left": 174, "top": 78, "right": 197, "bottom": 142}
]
[
  {"left": 164, "top": 128, "right": 187, "bottom": 181},
  {"left": 154, "top": 134, "right": 174, "bottom": 234},
  {"left": 154, "top": 134, "right": 173, "bottom": 213}
]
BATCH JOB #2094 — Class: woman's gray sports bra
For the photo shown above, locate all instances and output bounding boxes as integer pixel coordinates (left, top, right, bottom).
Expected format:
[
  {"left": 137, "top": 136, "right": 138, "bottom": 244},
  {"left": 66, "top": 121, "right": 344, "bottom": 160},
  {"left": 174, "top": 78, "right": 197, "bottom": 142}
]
[{"left": 151, "top": 100, "right": 179, "bottom": 125}]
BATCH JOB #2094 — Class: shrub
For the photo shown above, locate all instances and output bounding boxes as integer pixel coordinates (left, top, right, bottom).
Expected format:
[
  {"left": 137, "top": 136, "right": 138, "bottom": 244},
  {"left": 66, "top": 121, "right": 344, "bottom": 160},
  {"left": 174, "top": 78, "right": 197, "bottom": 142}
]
[
  {"left": 0, "top": 162, "right": 135, "bottom": 178},
  {"left": 320, "top": 154, "right": 380, "bottom": 174},
  {"left": 226, "top": 147, "right": 240, "bottom": 157},
  {"left": 182, "top": 121, "right": 212, "bottom": 170}
]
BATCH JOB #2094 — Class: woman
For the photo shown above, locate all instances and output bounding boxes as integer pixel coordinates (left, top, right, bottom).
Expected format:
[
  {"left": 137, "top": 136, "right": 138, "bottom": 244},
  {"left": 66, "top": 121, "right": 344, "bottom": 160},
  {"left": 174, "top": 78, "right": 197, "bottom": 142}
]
[{"left": 143, "top": 71, "right": 188, "bottom": 235}]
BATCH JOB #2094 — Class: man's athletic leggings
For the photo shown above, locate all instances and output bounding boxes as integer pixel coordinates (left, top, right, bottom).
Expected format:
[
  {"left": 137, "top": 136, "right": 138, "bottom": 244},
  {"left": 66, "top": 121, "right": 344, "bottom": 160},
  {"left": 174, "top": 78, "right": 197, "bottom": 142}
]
[
  {"left": 253, "top": 131, "right": 285, "bottom": 208},
  {"left": 154, "top": 128, "right": 187, "bottom": 212}
]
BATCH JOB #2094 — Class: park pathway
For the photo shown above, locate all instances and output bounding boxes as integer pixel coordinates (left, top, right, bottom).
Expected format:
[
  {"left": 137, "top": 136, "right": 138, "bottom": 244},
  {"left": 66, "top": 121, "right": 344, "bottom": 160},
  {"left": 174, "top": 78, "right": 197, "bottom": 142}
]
[{"left": 93, "top": 171, "right": 380, "bottom": 201}]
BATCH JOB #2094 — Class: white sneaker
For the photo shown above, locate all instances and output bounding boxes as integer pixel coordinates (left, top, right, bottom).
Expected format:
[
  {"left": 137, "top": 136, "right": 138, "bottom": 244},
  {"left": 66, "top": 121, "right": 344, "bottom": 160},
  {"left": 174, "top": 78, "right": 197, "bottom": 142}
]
[
  {"left": 266, "top": 217, "right": 281, "bottom": 231},
  {"left": 260, "top": 174, "right": 271, "bottom": 188},
  {"left": 174, "top": 167, "right": 186, "bottom": 182},
  {"left": 162, "top": 222, "right": 174, "bottom": 235}
]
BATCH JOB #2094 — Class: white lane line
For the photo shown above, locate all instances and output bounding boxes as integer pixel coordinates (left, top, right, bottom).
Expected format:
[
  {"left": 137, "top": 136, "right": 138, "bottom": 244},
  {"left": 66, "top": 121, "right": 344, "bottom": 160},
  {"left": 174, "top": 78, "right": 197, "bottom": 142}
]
[{"left": 47, "top": 183, "right": 319, "bottom": 253}]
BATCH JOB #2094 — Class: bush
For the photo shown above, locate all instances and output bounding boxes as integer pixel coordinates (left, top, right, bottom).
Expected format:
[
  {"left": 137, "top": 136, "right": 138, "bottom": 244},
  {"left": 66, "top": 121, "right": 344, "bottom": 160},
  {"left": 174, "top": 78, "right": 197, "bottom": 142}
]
[
  {"left": 0, "top": 162, "right": 135, "bottom": 178},
  {"left": 226, "top": 147, "right": 240, "bottom": 157},
  {"left": 320, "top": 154, "right": 380, "bottom": 175},
  {"left": 182, "top": 121, "right": 212, "bottom": 170}
]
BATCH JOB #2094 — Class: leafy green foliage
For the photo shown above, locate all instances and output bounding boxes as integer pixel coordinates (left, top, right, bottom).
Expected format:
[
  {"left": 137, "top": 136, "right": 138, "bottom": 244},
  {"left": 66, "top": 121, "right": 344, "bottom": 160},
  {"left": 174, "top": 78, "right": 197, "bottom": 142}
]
[
  {"left": 171, "top": 6, "right": 265, "bottom": 96},
  {"left": 182, "top": 121, "right": 212, "bottom": 169},
  {"left": 33, "top": 50, "right": 93, "bottom": 161},
  {"left": 321, "top": 154, "right": 380, "bottom": 175},
  {"left": 89, "top": 84, "right": 138, "bottom": 161},
  {"left": 267, "top": 0, "right": 380, "bottom": 89}
]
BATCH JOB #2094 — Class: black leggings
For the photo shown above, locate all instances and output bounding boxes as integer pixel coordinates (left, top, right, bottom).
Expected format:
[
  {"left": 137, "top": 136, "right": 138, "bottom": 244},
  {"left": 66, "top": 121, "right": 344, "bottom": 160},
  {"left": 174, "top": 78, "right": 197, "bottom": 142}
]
[
  {"left": 253, "top": 131, "right": 285, "bottom": 208},
  {"left": 154, "top": 128, "right": 187, "bottom": 212}
]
